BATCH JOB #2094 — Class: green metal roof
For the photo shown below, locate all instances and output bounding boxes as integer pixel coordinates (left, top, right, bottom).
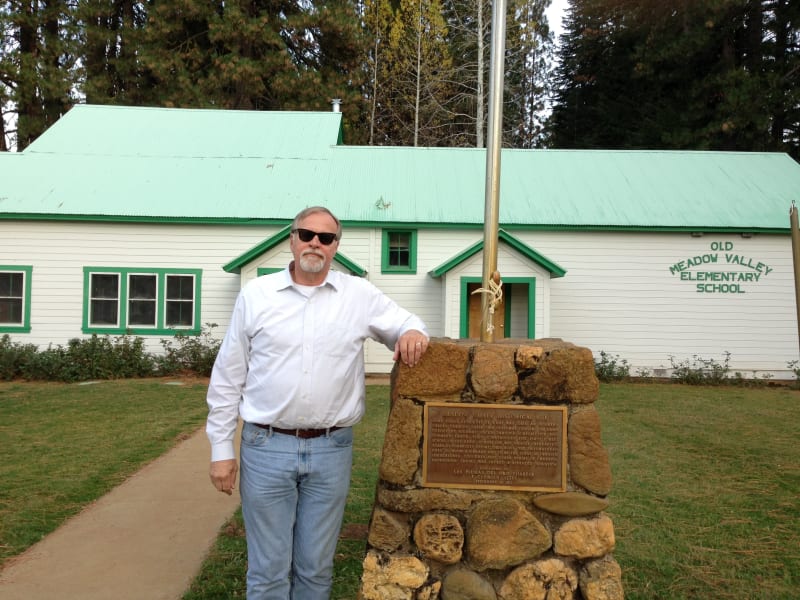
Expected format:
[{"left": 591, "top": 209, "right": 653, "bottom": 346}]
[
  {"left": 322, "top": 146, "right": 800, "bottom": 231},
  {"left": 2, "top": 104, "right": 799, "bottom": 232},
  {"left": 26, "top": 104, "right": 344, "bottom": 158}
]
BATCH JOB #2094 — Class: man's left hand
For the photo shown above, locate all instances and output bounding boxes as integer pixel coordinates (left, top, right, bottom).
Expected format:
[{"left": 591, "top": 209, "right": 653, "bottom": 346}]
[{"left": 394, "top": 330, "right": 429, "bottom": 367}]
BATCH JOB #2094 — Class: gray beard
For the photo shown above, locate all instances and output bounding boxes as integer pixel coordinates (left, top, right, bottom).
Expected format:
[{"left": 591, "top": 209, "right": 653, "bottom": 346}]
[{"left": 299, "top": 252, "right": 326, "bottom": 273}]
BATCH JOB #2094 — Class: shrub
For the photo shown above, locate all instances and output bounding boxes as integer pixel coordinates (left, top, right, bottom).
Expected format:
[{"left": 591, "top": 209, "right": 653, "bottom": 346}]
[
  {"left": 0, "top": 326, "right": 219, "bottom": 381},
  {"left": 0, "top": 335, "right": 40, "bottom": 381},
  {"left": 594, "top": 351, "right": 630, "bottom": 382},
  {"left": 669, "top": 352, "right": 731, "bottom": 385},
  {"left": 787, "top": 360, "right": 800, "bottom": 389},
  {"left": 156, "top": 324, "right": 221, "bottom": 377}
]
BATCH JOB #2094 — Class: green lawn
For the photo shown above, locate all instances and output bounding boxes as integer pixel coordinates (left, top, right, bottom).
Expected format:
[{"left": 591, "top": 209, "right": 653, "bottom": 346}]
[
  {"left": 1, "top": 380, "right": 798, "bottom": 599},
  {"left": 0, "top": 378, "right": 209, "bottom": 564}
]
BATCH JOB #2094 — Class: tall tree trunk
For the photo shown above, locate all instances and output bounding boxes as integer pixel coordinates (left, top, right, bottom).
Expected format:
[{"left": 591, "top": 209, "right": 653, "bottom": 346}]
[
  {"left": 0, "top": 106, "right": 7, "bottom": 151},
  {"left": 16, "top": 1, "right": 42, "bottom": 150},
  {"left": 476, "top": 0, "right": 484, "bottom": 147},
  {"left": 414, "top": 0, "right": 422, "bottom": 146},
  {"left": 370, "top": 34, "right": 380, "bottom": 144},
  {"left": 769, "top": 0, "right": 790, "bottom": 145}
]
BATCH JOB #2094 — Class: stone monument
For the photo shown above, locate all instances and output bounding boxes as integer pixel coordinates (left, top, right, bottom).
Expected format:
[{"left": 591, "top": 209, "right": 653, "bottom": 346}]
[{"left": 359, "top": 337, "right": 624, "bottom": 600}]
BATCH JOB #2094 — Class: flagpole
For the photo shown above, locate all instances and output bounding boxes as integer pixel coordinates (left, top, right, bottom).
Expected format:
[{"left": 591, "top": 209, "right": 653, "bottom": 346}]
[
  {"left": 480, "top": 0, "right": 507, "bottom": 342},
  {"left": 790, "top": 203, "right": 800, "bottom": 355}
]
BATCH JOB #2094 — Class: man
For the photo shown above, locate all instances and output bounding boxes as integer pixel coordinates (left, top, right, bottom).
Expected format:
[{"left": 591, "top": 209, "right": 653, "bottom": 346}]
[{"left": 206, "top": 206, "right": 429, "bottom": 599}]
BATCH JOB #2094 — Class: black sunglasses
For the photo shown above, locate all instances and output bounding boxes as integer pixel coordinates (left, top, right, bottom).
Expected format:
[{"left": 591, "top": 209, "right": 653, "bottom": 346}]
[{"left": 292, "top": 228, "right": 338, "bottom": 246}]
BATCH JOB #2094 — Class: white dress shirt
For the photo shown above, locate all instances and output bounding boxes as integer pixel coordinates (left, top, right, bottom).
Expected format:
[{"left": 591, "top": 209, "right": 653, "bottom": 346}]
[{"left": 206, "top": 266, "right": 428, "bottom": 462}]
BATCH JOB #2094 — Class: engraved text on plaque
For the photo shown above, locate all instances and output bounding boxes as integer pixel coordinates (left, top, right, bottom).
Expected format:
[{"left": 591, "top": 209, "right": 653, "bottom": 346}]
[{"left": 422, "top": 403, "right": 567, "bottom": 492}]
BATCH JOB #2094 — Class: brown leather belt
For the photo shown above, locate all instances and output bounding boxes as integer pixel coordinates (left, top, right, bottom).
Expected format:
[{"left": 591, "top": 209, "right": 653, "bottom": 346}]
[{"left": 254, "top": 424, "right": 342, "bottom": 439}]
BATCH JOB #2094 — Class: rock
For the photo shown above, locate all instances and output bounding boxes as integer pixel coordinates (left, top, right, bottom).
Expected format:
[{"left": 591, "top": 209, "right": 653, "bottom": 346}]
[
  {"left": 568, "top": 409, "right": 612, "bottom": 496},
  {"left": 466, "top": 498, "right": 552, "bottom": 571},
  {"left": 380, "top": 397, "right": 422, "bottom": 485},
  {"left": 554, "top": 515, "right": 615, "bottom": 559},
  {"left": 416, "top": 580, "right": 442, "bottom": 600},
  {"left": 377, "top": 487, "right": 480, "bottom": 513},
  {"left": 413, "top": 513, "right": 464, "bottom": 564},
  {"left": 579, "top": 556, "right": 624, "bottom": 600},
  {"left": 499, "top": 558, "right": 578, "bottom": 600},
  {"left": 471, "top": 344, "right": 518, "bottom": 401},
  {"left": 519, "top": 347, "right": 599, "bottom": 403},
  {"left": 516, "top": 345, "right": 544, "bottom": 370},
  {"left": 441, "top": 567, "right": 497, "bottom": 600},
  {"left": 394, "top": 340, "right": 470, "bottom": 397},
  {"left": 368, "top": 507, "right": 411, "bottom": 552},
  {"left": 533, "top": 492, "right": 609, "bottom": 517},
  {"left": 361, "top": 551, "right": 429, "bottom": 600}
]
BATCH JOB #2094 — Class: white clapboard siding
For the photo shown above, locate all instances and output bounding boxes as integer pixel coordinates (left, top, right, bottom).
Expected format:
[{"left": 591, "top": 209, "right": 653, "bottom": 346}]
[
  {"left": 3, "top": 222, "right": 798, "bottom": 377},
  {"left": 3, "top": 221, "right": 271, "bottom": 354},
  {"left": 522, "top": 230, "right": 797, "bottom": 376}
]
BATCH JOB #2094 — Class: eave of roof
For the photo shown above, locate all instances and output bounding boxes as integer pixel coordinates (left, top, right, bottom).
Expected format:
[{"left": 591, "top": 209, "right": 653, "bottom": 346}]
[
  {"left": 2, "top": 105, "right": 799, "bottom": 232},
  {"left": 429, "top": 229, "right": 567, "bottom": 278}
]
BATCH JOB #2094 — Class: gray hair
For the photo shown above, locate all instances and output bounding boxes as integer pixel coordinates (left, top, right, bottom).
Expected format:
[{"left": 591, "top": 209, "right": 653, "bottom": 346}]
[{"left": 291, "top": 206, "right": 342, "bottom": 240}]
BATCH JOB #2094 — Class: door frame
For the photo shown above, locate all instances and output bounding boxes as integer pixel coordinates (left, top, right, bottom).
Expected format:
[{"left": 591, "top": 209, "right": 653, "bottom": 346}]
[{"left": 459, "top": 276, "right": 536, "bottom": 339}]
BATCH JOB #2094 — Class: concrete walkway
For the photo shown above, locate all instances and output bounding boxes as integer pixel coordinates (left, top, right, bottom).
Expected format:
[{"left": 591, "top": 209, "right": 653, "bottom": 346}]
[{"left": 0, "top": 424, "right": 242, "bottom": 600}]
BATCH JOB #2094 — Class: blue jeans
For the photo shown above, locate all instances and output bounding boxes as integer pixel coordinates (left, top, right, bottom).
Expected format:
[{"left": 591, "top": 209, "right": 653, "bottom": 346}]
[{"left": 239, "top": 422, "right": 354, "bottom": 600}]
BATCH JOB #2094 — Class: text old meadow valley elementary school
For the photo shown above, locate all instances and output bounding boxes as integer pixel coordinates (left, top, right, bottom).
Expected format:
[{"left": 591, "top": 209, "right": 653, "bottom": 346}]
[{"left": 669, "top": 241, "right": 773, "bottom": 294}]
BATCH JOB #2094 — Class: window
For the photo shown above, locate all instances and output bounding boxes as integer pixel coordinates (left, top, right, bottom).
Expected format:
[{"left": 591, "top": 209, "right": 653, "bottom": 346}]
[
  {"left": 0, "top": 266, "right": 32, "bottom": 332},
  {"left": 129, "top": 274, "right": 157, "bottom": 326},
  {"left": 90, "top": 273, "right": 120, "bottom": 326},
  {"left": 166, "top": 275, "right": 194, "bottom": 327},
  {"left": 381, "top": 230, "right": 417, "bottom": 274},
  {"left": 84, "top": 267, "right": 201, "bottom": 335}
]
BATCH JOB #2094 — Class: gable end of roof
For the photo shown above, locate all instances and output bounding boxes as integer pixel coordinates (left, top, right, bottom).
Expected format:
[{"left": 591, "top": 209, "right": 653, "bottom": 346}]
[{"left": 429, "top": 229, "right": 567, "bottom": 278}]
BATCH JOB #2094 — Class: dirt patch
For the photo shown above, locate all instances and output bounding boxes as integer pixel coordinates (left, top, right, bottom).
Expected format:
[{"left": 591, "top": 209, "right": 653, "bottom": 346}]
[{"left": 339, "top": 523, "right": 369, "bottom": 540}]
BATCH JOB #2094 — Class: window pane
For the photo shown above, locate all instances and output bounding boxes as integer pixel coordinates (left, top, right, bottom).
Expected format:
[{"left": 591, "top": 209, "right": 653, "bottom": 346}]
[
  {"left": 91, "top": 274, "right": 119, "bottom": 298},
  {"left": 167, "top": 275, "right": 194, "bottom": 300},
  {"left": 127, "top": 274, "right": 157, "bottom": 327},
  {"left": 90, "top": 299, "right": 118, "bottom": 325},
  {"left": 0, "top": 299, "right": 22, "bottom": 324},
  {"left": 166, "top": 275, "right": 194, "bottom": 327},
  {"left": 90, "top": 274, "right": 119, "bottom": 326},
  {"left": 166, "top": 301, "right": 193, "bottom": 327},
  {"left": 0, "top": 272, "right": 23, "bottom": 297},
  {"left": 129, "top": 300, "right": 156, "bottom": 326},
  {"left": 129, "top": 274, "right": 157, "bottom": 299},
  {"left": 388, "top": 232, "right": 411, "bottom": 267}
]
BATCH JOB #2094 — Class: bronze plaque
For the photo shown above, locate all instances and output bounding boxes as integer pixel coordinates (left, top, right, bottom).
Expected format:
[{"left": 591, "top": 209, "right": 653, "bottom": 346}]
[{"left": 422, "top": 403, "right": 567, "bottom": 492}]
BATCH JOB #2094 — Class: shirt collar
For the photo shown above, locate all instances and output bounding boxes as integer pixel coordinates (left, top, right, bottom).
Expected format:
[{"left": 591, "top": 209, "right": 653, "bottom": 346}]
[{"left": 280, "top": 261, "right": 340, "bottom": 292}]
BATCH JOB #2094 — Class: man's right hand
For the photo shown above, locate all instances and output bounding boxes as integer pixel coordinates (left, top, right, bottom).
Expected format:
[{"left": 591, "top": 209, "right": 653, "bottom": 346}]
[{"left": 210, "top": 459, "right": 238, "bottom": 495}]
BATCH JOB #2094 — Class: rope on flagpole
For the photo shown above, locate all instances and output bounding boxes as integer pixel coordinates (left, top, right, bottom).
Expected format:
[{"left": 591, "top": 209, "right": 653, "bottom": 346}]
[{"left": 471, "top": 271, "right": 503, "bottom": 334}]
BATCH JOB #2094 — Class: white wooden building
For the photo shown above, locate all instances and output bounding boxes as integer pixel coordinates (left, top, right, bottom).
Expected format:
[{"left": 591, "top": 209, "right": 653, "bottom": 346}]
[{"left": 2, "top": 105, "right": 799, "bottom": 377}]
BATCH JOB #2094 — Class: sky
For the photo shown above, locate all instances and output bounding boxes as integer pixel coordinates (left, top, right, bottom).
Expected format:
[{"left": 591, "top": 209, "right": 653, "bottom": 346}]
[{"left": 546, "top": 0, "right": 568, "bottom": 40}]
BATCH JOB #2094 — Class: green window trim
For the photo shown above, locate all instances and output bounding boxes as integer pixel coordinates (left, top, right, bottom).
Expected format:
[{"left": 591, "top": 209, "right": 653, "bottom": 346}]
[
  {"left": 459, "top": 276, "right": 536, "bottom": 339},
  {"left": 381, "top": 229, "right": 417, "bottom": 274},
  {"left": 82, "top": 267, "right": 202, "bottom": 336},
  {"left": 0, "top": 265, "right": 33, "bottom": 333},
  {"left": 257, "top": 267, "right": 282, "bottom": 276}
]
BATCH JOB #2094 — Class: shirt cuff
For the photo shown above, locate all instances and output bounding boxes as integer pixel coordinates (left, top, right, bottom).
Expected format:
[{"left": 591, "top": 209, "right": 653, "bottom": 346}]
[{"left": 210, "top": 441, "right": 236, "bottom": 463}]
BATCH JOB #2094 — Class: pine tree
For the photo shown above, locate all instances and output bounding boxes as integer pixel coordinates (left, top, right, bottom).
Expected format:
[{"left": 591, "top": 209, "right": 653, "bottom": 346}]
[
  {"left": 80, "top": 0, "right": 148, "bottom": 104},
  {"left": 136, "top": 0, "right": 367, "bottom": 139},
  {"left": 363, "top": 0, "right": 394, "bottom": 144},
  {"left": 504, "top": 0, "right": 551, "bottom": 148},
  {"left": 375, "top": 0, "right": 455, "bottom": 146},
  {"left": 548, "top": 0, "right": 800, "bottom": 157},
  {"left": 440, "top": 0, "right": 492, "bottom": 147},
  {"left": 2, "top": 0, "right": 79, "bottom": 150}
]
